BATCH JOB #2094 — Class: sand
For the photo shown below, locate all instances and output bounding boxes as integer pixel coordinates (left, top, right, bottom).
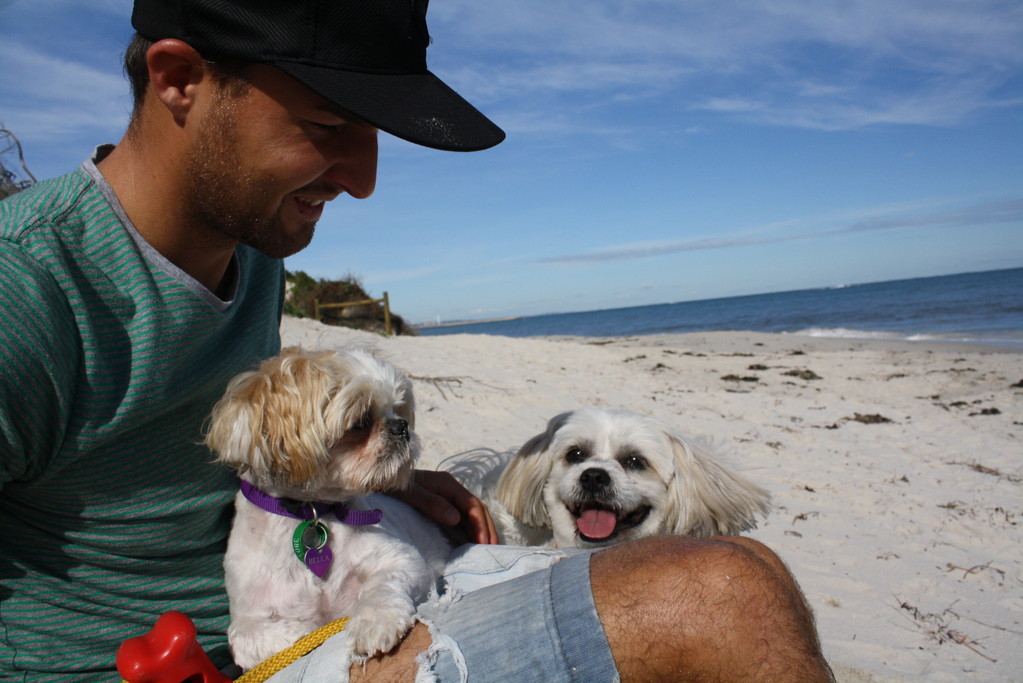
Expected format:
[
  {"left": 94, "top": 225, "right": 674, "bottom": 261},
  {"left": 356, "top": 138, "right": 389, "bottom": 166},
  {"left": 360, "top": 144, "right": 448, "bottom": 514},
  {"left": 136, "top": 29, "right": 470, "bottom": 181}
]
[{"left": 281, "top": 316, "right": 1023, "bottom": 682}]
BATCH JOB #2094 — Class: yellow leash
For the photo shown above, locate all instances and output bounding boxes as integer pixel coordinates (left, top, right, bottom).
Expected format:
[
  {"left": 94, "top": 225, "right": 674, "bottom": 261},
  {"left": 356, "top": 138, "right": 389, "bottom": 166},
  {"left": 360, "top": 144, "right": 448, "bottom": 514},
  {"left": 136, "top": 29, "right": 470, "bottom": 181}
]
[{"left": 234, "top": 616, "right": 350, "bottom": 682}]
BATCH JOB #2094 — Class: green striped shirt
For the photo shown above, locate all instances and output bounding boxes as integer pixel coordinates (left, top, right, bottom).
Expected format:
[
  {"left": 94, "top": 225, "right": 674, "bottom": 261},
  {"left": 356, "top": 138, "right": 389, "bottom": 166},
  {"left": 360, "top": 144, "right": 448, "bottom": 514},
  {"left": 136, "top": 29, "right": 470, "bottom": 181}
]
[{"left": 0, "top": 148, "right": 284, "bottom": 680}]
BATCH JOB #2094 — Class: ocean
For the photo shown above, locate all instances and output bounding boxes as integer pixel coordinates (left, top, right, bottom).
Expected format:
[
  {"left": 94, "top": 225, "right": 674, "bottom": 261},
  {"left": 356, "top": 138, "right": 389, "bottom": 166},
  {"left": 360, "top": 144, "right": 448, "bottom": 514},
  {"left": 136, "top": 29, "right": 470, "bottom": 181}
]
[{"left": 416, "top": 267, "right": 1023, "bottom": 350}]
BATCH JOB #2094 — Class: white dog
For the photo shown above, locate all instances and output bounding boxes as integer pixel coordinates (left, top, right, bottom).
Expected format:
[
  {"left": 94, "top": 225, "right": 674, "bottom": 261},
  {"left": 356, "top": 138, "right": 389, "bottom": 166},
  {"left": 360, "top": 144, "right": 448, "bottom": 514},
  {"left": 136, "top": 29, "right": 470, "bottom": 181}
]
[
  {"left": 452, "top": 408, "right": 771, "bottom": 548},
  {"left": 205, "top": 347, "right": 449, "bottom": 670}
]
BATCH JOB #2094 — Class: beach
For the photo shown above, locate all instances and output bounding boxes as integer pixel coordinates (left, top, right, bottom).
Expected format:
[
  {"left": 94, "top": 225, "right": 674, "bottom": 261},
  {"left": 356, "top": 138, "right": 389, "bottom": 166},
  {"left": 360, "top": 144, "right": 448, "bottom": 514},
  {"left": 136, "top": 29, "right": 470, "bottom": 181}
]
[{"left": 281, "top": 315, "right": 1022, "bottom": 682}]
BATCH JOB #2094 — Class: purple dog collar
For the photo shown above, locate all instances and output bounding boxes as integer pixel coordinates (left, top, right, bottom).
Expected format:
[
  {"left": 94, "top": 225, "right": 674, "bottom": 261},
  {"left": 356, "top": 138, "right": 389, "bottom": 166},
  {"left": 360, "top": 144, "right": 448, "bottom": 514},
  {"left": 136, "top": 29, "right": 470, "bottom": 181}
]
[{"left": 239, "top": 479, "right": 383, "bottom": 526}]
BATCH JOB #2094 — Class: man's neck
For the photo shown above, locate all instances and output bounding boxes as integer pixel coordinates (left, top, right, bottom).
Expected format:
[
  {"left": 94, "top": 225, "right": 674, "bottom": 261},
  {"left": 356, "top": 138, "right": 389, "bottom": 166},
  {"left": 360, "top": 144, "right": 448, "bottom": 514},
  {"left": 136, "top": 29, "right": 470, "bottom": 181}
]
[{"left": 97, "top": 131, "right": 238, "bottom": 296}]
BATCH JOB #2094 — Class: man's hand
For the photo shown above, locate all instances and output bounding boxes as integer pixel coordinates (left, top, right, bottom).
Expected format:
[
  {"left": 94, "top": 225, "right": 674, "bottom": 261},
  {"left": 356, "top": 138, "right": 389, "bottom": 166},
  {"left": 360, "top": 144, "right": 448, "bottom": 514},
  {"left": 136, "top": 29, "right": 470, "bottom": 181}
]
[{"left": 391, "top": 470, "right": 498, "bottom": 544}]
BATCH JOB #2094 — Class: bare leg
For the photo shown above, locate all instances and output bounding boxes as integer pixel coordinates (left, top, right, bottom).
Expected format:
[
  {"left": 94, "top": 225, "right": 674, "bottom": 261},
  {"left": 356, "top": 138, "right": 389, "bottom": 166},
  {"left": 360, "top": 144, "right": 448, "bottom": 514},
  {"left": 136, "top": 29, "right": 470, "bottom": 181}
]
[
  {"left": 350, "top": 536, "right": 833, "bottom": 682},
  {"left": 349, "top": 622, "right": 430, "bottom": 682},
  {"left": 591, "top": 535, "right": 834, "bottom": 682}
]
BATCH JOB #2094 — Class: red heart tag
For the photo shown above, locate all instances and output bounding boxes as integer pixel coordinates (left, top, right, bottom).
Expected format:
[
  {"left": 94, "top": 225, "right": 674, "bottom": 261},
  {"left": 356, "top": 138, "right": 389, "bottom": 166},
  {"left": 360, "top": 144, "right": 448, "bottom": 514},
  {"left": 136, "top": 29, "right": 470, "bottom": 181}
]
[{"left": 304, "top": 545, "right": 333, "bottom": 579}]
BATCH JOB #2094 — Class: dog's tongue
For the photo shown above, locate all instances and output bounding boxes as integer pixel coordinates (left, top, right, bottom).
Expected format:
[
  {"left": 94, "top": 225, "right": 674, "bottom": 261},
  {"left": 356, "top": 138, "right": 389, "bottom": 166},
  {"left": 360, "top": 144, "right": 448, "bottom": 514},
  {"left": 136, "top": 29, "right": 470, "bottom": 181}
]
[{"left": 577, "top": 508, "right": 617, "bottom": 539}]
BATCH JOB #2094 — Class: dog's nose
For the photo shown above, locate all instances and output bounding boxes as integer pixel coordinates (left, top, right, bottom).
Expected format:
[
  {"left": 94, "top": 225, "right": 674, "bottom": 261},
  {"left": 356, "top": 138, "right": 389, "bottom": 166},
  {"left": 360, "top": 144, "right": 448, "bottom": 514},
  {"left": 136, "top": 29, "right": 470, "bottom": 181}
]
[
  {"left": 387, "top": 418, "right": 409, "bottom": 440},
  {"left": 580, "top": 468, "right": 611, "bottom": 492}
]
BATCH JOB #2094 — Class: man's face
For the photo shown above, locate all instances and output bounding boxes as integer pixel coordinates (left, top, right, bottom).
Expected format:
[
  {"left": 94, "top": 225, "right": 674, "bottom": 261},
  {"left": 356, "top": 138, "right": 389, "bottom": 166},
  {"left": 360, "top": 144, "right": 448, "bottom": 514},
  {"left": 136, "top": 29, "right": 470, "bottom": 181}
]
[{"left": 183, "top": 65, "right": 378, "bottom": 259}]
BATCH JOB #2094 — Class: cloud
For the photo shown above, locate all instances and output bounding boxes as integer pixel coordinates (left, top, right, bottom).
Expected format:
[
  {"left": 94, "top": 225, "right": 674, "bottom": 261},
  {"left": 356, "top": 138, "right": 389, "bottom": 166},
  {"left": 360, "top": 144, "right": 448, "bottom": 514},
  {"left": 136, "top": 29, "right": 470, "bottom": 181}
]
[
  {"left": 537, "top": 197, "right": 1023, "bottom": 264},
  {"left": 436, "top": 0, "right": 1023, "bottom": 133},
  {"left": 691, "top": 68, "right": 1023, "bottom": 130},
  {"left": 538, "top": 235, "right": 785, "bottom": 265},
  {"left": 0, "top": 40, "right": 130, "bottom": 143},
  {"left": 6, "top": 0, "right": 1018, "bottom": 156},
  {"left": 841, "top": 198, "right": 1023, "bottom": 233}
]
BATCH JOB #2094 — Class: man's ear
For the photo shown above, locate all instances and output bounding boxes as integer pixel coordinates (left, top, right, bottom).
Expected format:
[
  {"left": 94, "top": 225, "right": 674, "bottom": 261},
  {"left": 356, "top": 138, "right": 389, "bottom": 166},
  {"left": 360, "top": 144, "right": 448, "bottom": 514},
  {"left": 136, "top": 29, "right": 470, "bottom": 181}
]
[{"left": 145, "top": 39, "right": 207, "bottom": 125}]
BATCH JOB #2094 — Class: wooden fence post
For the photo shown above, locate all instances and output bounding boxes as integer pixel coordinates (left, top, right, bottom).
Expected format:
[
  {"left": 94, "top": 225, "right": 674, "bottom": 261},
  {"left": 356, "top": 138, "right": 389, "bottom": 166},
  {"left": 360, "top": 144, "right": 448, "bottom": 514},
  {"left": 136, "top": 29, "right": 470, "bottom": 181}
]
[{"left": 310, "top": 294, "right": 393, "bottom": 335}]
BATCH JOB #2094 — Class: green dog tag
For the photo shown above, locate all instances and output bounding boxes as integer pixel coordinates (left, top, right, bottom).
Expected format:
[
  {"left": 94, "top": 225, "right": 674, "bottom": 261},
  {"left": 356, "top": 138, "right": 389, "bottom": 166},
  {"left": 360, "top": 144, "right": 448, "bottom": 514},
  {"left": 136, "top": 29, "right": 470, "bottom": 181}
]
[{"left": 292, "top": 520, "right": 328, "bottom": 562}]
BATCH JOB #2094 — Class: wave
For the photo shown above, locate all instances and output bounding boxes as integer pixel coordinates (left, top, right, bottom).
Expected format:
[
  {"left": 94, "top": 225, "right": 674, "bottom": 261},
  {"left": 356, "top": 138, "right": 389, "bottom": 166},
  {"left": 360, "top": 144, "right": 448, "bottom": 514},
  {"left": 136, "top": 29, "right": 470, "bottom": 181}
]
[
  {"left": 792, "top": 327, "right": 905, "bottom": 340},
  {"left": 790, "top": 327, "right": 1023, "bottom": 349}
]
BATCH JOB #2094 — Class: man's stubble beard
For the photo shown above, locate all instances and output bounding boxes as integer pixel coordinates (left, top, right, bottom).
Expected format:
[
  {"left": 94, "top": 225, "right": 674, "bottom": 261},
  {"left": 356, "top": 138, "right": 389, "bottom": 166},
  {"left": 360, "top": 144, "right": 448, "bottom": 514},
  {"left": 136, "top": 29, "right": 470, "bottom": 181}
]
[{"left": 183, "top": 96, "right": 316, "bottom": 259}]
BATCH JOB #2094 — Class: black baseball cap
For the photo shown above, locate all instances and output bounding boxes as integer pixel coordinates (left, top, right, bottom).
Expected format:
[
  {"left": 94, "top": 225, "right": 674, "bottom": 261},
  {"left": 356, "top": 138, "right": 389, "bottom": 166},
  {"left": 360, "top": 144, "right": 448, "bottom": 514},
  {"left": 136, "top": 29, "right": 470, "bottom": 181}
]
[{"left": 131, "top": 0, "right": 505, "bottom": 152}]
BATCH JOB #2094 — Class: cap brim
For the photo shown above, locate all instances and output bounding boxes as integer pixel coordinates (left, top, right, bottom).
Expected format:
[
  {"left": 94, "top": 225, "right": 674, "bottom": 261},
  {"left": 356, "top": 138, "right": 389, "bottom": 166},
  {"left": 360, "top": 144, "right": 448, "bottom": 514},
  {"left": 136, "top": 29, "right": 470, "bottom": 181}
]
[{"left": 276, "top": 62, "right": 505, "bottom": 152}]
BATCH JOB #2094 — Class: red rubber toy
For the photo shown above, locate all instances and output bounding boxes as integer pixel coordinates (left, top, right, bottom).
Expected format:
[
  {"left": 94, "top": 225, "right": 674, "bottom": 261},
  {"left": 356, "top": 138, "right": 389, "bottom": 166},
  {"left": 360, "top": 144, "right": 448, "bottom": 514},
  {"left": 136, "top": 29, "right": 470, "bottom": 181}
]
[{"left": 116, "top": 611, "right": 232, "bottom": 683}]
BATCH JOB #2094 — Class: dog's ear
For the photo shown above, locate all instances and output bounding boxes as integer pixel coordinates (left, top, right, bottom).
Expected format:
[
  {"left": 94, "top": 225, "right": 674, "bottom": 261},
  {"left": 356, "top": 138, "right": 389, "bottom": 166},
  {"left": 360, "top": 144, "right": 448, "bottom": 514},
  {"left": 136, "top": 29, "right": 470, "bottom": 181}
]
[
  {"left": 206, "top": 350, "right": 338, "bottom": 485},
  {"left": 663, "top": 430, "right": 772, "bottom": 537},
  {"left": 497, "top": 412, "right": 572, "bottom": 528}
]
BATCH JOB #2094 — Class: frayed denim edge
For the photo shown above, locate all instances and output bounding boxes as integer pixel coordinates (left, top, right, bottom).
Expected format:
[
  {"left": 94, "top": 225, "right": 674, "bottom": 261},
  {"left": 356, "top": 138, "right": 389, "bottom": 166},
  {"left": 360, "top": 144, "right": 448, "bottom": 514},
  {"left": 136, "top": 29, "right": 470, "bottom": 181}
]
[{"left": 414, "top": 589, "right": 467, "bottom": 683}]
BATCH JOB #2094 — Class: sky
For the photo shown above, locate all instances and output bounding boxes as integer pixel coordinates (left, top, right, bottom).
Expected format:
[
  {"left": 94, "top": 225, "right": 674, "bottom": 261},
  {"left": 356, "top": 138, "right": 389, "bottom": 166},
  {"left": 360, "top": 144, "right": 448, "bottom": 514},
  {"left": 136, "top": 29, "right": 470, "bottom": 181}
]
[{"left": 2, "top": 0, "right": 1022, "bottom": 324}]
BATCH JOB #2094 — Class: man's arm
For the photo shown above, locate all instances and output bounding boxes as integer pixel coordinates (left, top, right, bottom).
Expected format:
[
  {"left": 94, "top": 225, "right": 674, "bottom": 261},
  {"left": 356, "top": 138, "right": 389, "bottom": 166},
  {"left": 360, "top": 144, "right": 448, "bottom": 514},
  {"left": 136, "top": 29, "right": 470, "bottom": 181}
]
[{"left": 0, "top": 242, "right": 78, "bottom": 487}]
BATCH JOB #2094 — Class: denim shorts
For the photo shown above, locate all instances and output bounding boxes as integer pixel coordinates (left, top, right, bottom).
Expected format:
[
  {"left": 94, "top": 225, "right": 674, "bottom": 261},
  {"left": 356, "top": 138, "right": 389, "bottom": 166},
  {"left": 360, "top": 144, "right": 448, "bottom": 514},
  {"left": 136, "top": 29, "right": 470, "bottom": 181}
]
[{"left": 264, "top": 544, "right": 619, "bottom": 682}]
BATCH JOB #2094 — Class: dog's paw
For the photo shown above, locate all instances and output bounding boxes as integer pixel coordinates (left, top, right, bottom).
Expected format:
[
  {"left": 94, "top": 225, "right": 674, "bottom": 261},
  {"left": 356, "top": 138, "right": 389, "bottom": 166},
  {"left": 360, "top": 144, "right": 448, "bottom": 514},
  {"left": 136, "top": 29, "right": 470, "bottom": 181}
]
[
  {"left": 345, "top": 604, "right": 416, "bottom": 658},
  {"left": 229, "top": 619, "right": 316, "bottom": 670}
]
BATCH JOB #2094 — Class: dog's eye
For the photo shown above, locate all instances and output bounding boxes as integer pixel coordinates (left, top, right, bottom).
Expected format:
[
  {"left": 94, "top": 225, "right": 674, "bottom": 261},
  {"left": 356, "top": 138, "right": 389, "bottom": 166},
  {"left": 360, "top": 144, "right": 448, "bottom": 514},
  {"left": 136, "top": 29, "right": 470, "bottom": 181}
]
[
  {"left": 350, "top": 414, "right": 373, "bottom": 433},
  {"left": 620, "top": 454, "right": 647, "bottom": 471},
  {"left": 565, "top": 448, "right": 586, "bottom": 464}
]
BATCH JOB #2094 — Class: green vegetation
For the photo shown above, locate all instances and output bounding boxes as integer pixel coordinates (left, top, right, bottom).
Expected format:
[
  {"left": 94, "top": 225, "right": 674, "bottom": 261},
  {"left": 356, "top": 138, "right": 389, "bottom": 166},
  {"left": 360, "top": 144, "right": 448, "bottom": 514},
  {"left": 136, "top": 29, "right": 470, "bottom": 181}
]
[{"left": 284, "top": 270, "right": 413, "bottom": 336}]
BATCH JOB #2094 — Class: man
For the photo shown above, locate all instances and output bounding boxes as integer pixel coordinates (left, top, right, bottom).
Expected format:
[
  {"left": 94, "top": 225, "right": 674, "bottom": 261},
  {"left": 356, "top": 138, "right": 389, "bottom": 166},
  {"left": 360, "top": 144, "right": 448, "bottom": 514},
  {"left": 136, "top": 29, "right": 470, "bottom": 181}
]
[{"left": 0, "top": 0, "right": 833, "bottom": 680}]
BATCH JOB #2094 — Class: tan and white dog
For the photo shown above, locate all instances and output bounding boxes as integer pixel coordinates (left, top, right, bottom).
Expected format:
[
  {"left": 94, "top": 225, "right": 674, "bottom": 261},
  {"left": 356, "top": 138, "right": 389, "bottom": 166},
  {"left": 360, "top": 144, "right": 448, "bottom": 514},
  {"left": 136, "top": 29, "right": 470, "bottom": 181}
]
[
  {"left": 205, "top": 347, "right": 448, "bottom": 669},
  {"left": 449, "top": 408, "right": 771, "bottom": 548}
]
